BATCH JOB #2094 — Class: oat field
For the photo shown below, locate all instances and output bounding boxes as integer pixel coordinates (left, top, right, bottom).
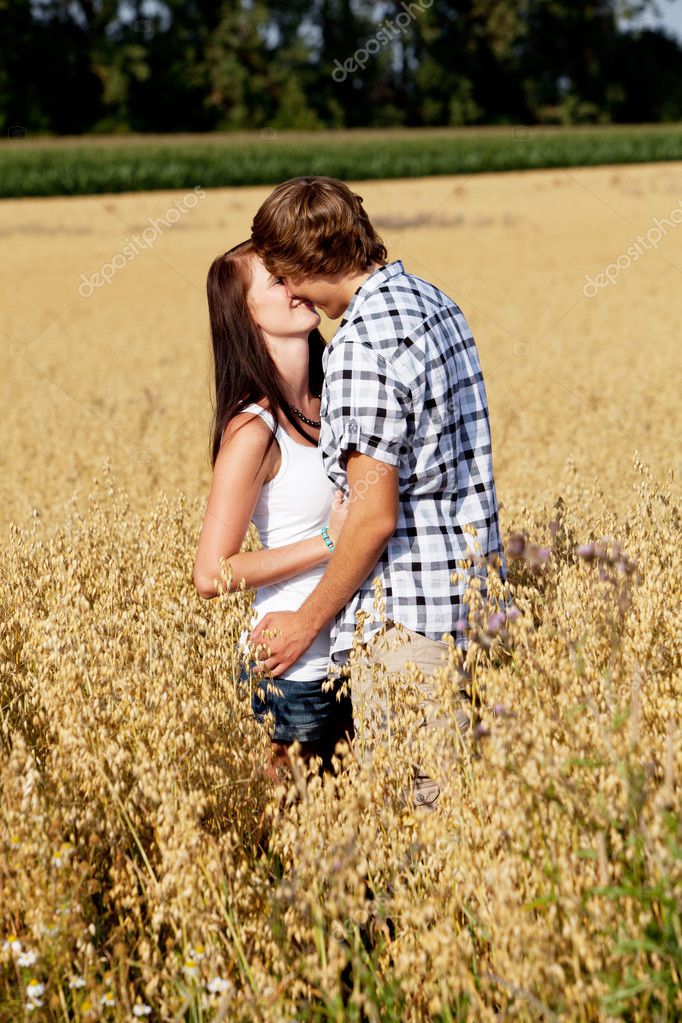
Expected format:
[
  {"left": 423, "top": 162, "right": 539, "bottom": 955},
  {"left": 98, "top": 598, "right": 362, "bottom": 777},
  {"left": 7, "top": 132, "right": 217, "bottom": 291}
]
[{"left": 1, "top": 164, "right": 681, "bottom": 1021}]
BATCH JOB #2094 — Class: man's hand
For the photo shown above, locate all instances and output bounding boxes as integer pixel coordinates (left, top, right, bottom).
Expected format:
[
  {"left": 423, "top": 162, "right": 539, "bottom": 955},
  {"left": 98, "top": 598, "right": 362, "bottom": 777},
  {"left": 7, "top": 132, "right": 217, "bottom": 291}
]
[{"left": 249, "top": 610, "right": 319, "bottom": 678}]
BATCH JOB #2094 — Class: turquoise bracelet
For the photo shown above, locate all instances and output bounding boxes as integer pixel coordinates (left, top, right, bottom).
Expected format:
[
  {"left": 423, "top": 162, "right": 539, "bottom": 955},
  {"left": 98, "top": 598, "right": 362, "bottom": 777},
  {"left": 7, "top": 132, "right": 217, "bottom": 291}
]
[{"left": 321, "top": 526, "right": 335, "bottom": 553}]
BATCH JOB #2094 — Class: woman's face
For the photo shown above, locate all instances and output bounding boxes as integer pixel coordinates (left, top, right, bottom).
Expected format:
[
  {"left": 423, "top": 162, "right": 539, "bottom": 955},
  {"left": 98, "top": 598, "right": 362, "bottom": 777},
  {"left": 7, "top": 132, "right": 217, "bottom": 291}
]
[{"left": 247, "top": 255, "right": 320, "bottom": 338}]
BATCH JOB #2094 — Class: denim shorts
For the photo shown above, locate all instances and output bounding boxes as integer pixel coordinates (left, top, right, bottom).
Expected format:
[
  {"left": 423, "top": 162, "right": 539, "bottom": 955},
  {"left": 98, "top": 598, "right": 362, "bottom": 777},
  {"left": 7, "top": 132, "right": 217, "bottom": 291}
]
[{"left": 238, "top": 662, "right": 354, "bottom": 748}]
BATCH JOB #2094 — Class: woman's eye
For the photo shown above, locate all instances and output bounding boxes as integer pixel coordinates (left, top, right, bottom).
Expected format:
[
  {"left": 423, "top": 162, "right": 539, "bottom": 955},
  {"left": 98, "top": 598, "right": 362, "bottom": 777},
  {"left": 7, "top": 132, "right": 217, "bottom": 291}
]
[{"left": 274, "top": 276, "right": 284, "bottom": 286}]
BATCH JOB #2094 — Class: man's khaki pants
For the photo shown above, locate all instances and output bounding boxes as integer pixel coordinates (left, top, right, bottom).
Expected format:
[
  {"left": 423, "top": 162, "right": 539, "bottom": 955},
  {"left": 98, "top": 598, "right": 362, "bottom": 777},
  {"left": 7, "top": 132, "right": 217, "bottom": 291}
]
[{"left": 349, "top": 620, "right": 472, "bottom": 811}]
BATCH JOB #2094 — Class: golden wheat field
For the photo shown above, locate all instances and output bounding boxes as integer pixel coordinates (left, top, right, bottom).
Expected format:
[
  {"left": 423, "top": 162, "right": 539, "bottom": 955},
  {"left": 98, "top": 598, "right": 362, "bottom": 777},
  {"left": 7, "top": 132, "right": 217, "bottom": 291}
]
[{"left": 1, "top": 163, "right": 681, "bottom": 1022}]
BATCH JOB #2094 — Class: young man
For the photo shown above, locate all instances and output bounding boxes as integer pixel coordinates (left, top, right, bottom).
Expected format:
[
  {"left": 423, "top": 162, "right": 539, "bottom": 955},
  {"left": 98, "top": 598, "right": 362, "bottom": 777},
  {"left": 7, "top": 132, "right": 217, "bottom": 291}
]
[{"left": 249, "top": 176, "right": 506, "bottom": 808}]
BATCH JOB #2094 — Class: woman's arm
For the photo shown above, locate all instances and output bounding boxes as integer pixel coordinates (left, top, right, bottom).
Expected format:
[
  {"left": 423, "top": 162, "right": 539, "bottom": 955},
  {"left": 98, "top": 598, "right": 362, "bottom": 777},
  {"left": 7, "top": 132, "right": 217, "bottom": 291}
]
[
  {"left": 197, "top": 535, "right": 331, "bottom": 599},
  {"left": 193, "top": 413, "right": 332, "bottom": 599}
]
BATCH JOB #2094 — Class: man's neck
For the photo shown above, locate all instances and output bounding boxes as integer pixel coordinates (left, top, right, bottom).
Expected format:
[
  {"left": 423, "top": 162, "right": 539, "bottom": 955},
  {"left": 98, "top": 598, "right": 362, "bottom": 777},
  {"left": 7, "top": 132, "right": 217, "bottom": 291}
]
[{"left": 339, "top": 261, "right": 385, "bottom": 308}]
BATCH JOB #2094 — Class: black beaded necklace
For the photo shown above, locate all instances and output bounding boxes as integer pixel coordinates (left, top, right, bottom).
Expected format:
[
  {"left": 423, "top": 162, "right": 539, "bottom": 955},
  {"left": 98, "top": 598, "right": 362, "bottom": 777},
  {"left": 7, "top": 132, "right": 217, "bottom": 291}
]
[{"left": 288, "top": 391, "right": 321, "bottom": 429}]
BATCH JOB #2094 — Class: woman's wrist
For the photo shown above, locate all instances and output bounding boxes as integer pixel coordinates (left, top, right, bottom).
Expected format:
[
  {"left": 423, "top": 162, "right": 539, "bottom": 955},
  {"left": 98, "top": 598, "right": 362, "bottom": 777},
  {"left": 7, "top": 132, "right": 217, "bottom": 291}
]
[{"left": 320, "top": 525, "right": 335, "bottom": 556}]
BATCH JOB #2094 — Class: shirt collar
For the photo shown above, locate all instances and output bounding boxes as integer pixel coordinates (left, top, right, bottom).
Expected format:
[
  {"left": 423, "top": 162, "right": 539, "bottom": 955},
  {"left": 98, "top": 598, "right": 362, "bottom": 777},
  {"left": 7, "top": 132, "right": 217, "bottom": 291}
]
[{"left": 337, "top": 260, "right": 405, "bottom": 332}]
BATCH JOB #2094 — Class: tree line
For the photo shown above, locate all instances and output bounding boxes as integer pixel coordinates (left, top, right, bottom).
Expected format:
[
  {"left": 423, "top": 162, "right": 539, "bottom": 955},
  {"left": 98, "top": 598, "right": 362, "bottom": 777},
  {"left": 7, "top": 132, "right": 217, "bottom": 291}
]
[{"left": 2, "top": 0, "right": 681, "bottom": 136}]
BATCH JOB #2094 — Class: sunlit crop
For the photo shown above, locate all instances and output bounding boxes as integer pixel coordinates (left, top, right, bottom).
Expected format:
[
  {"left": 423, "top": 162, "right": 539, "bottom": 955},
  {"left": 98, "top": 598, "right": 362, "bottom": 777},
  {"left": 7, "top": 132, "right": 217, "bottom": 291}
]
[{"left": 1, "top": 166, "right": 680, "bottom": 1021}]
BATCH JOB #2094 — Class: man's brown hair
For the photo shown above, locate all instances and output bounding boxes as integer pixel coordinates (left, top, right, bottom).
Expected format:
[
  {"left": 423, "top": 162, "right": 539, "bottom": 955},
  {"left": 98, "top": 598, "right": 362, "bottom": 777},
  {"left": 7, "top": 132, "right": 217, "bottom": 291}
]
[{"left": 251, "top": 176, "right": 387, "bottom": 278}]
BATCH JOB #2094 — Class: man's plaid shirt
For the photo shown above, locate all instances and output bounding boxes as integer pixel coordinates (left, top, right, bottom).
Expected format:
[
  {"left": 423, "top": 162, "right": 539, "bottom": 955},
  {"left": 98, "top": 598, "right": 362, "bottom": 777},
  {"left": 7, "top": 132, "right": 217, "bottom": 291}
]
[{"left": 319, "top": 260, "right": 506, "bottom": 673}]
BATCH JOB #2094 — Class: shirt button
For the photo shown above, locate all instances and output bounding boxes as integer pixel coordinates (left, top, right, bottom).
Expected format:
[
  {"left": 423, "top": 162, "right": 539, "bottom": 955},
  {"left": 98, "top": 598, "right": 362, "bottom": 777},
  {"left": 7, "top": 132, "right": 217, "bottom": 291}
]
[{"left": 415, "top": 792, "right": 425, "bottom": 803}]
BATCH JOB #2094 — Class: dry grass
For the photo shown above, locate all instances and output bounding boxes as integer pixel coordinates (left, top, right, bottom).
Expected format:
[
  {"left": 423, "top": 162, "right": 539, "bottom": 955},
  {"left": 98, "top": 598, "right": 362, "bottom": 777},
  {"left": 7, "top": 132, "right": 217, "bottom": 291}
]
[{"left": 0, "top": 165, "right": 681, "bottom": 1020}]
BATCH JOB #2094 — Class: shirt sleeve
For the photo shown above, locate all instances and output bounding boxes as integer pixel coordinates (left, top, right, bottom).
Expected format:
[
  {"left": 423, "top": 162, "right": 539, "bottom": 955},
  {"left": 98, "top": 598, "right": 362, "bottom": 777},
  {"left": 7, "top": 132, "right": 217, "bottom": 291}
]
[{"left": 321, "top": 339, "right": 410, "bottom": 472}]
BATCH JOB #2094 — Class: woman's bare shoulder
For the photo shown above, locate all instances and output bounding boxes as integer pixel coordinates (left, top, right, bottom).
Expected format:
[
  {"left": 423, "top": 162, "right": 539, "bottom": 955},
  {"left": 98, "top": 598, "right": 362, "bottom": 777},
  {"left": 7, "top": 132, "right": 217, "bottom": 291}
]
[
  {"left": 216, "top": 408, "right": 279, "bottom": 484},
  {"left": 221, "top": 407, "right": 274, "bottom": 446}
]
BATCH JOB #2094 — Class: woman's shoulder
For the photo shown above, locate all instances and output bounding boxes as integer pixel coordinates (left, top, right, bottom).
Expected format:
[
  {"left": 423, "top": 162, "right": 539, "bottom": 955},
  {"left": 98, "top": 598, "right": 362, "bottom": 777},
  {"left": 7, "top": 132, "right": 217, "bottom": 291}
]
[
  {"left": 219, "top": 404, "right": 279, "bottom": 457},
  {"left": 224, "top": 403, "right": 276, "bottom": 438},
  {"left": 215, "top": 406, "right": 281, "bottom": 486}
]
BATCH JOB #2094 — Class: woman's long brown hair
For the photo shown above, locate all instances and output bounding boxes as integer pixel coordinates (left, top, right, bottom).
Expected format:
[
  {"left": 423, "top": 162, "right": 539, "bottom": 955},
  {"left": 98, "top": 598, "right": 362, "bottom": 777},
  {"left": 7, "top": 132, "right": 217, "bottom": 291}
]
[{"left": 206, "top": 239, "right": 325, "bottom": 469}]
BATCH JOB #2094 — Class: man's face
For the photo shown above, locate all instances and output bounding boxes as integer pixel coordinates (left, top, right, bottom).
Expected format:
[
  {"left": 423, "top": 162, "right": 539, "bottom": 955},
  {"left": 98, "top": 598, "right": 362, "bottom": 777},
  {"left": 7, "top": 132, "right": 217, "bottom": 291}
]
[{"left": 283, "top": 274, "right": 348, "bottom": 320}]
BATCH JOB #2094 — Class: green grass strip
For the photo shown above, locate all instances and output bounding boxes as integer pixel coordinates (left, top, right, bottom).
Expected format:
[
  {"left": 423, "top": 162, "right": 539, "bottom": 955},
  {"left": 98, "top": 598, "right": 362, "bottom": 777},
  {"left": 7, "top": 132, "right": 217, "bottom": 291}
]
[{"left": 1, "top": 124, "right": 681, "bottom": 197}]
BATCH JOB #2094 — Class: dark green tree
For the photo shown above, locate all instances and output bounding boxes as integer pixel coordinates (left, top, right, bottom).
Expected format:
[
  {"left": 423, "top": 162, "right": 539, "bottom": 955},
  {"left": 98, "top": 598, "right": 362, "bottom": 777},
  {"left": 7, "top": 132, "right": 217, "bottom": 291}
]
[{"left": 0, "top": 0, "right": 679, "bottom": 134}]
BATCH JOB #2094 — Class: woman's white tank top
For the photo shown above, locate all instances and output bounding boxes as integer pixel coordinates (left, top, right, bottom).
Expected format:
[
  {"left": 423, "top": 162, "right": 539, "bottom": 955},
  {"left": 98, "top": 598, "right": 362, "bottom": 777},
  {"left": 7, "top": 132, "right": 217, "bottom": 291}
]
[{"left": 236, "top": 402, "right": 335, "bottom": 681}]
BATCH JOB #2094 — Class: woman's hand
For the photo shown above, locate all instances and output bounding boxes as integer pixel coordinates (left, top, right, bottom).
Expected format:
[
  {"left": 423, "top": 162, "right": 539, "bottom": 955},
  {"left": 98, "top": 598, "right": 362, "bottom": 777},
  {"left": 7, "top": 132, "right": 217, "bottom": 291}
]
[{"left": 327, "top": 489, "right": 350, "bottom": 549}]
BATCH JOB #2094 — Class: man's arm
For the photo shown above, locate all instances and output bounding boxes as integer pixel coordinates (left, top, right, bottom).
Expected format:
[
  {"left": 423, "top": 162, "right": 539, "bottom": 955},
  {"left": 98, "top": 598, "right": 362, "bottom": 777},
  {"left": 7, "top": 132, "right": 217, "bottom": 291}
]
[{"left": 300, "top": 451, "right": 398, "bottom": 629}]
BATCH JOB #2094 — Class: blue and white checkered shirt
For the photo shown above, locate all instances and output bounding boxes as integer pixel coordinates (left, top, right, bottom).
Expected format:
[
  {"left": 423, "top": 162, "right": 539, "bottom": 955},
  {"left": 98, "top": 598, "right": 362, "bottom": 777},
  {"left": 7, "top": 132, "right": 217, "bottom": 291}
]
[{"left": 319, "top": 260, "right": 506, "bottom": 673}]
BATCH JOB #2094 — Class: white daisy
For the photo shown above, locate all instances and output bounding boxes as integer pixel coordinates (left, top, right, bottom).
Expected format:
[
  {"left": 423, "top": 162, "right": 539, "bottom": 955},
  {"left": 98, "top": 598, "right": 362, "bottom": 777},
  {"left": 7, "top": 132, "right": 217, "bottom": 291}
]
[
  {"left": 132, "top": 1005, "right": 152, "bottom": 1017},
  {"left": 207, "top": 977, "right": 231, "bottom": 995},
  {"left": 182, "top": 959, "right": 199, "bottom": 980},
  {"left": 52, "top": 843, "right": 74, "bottom": 868},
  {"left": 26, "top": 979, "right": 46, "bottom": 1002},
  {"left": 17, "top": 950, "right": 37, "bottom": 968}
]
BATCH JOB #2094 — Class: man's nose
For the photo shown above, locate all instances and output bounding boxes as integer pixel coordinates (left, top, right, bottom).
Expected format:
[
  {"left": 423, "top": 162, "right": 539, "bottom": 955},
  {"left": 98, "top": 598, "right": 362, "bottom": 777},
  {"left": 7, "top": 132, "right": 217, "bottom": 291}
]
[{"left": 284, "top": 279, "right": 296, "bottom": 300}]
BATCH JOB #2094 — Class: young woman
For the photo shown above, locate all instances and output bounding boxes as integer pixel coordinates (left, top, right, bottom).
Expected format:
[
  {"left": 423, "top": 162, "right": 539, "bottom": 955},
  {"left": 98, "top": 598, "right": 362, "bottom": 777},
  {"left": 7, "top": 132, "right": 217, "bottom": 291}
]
[{"left": 193, "top": 239, "right": 353, "bottom": 777}]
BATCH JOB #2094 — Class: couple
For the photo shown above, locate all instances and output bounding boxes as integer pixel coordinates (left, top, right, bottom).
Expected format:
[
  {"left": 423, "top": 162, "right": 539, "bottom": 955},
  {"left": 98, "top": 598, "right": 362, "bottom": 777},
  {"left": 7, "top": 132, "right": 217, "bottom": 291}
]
[{"left": 193, "top": 176, "right": 506, "bottom": 807}]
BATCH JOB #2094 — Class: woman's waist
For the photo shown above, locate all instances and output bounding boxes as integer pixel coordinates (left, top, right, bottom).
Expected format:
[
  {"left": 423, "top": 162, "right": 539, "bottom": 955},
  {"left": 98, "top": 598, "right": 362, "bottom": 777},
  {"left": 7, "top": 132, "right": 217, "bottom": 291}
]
[{"left": 252, "top": 565, "right": 330, "bottom": 614}]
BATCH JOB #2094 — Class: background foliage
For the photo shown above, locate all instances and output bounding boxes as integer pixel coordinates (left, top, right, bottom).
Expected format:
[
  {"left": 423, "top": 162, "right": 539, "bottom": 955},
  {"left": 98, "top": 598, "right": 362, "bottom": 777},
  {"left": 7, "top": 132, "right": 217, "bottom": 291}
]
[{"left": 2, "top": 0, "right": 682, "bottom": 136}]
